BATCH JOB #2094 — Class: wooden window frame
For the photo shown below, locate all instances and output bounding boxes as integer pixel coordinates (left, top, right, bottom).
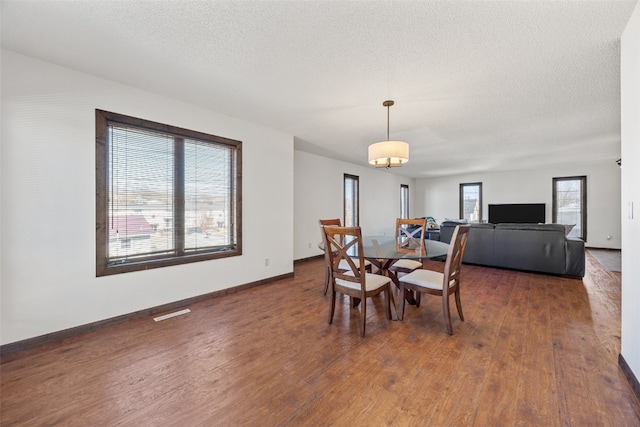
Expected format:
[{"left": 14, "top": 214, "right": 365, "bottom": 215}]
[
  {"left": 343, "top": 174, "right": 360, "bottom": 227},
  {"left": 95, "top": 109, "right": 242, "bottom": 276},
  {"left": 459, "top": 182, "right": 483, "bottom": 222},
  {"left": 552, "top": 176, "right": 587, "bottom": 241},
  {"left": 400, "top": 184, "right": 409, "bottom": 219}
]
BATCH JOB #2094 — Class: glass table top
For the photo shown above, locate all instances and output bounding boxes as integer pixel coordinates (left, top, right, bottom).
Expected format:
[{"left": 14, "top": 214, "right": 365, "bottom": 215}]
[{"left": 355, "top": 235, "right": 450, "bottom": 260}]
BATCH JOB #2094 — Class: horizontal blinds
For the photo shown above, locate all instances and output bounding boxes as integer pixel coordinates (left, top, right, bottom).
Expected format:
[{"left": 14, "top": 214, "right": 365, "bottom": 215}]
[
  {"left": 108, "top": 124, "right": 175, "bottom": 262},
  {"left": 107, "top": 123, "right": 236, "bottom": 264},
  {"left": 184, "top": 139, "right": 234, "bottom": 252}
]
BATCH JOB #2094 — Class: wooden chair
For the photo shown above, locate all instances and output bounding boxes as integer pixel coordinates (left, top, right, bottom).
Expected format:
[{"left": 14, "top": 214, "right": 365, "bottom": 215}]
[
  {"left": 397, "top": 225, "right": 470, "bottom": 335},
  {"left": 322, "top": 225, "right": 391, "bottom": 337},
  {"left": 319, "top": 218, "right": 371, "bottom": 295},
  {"left": 389, "top": 218, "right": 427, "bottom": 276}
]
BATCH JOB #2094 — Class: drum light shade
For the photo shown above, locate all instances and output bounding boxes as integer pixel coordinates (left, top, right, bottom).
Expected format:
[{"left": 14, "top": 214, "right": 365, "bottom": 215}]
[
  {"left": 368, "top": 100, "right": 409, "bottom": 168},
  {"left": 368, "top": 140, "right": 409, "bottom": 168}
]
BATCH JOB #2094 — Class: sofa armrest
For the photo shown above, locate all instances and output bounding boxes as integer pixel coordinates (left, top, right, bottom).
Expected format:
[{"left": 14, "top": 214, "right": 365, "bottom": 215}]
[{"left": 565, "top": 237, "right": 585, "bottom": 277}]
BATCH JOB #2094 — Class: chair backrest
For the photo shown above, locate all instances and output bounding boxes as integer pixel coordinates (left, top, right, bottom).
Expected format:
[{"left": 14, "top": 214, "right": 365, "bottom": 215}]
[
  {"left": 319, "top": 218, "right": 342, "bottom": 264},
  {"left": 322, "top": 225, "right": 366, "bottom": 291},
  {"left": 443, "top": 225, "right": 470, "bottom": 288},
  {"left": 396, "top": 218, "right": 427, "bottom": 250},
  {"left": 319, "top": 218, "right": 341, "bottom": 229}
]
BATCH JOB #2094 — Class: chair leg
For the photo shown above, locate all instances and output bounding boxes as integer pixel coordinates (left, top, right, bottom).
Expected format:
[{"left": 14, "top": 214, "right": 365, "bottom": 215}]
[
  {"left": 384, "top": 288, "right": 391, "bottom": 320},
  {"left": 397, "top": 283, "right": 407, "bottom": 321},
  {"left": 359, "top": 297, "right": 367, "bottom": 337},
  {"left": 328, "top": 289, "right": 336, "bottom": 325},
  {"left": 442, "top": 292, "right": 453, "bottom": 335},
  {"left": 454, "top": 288, "right": 464, "bottom": 321},
  {"left": 323, "top": 265, "right": 330, "bottom": 295}
]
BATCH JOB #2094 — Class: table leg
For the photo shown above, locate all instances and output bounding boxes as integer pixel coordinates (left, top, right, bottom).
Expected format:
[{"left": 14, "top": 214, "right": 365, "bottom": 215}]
[
  {"left": 368, "top": 258, "right": 401, "bottom": 321},
  {"left": 387, "top": 268, "right": 421, "bottom": 313},
  {"left": 365, "top": 258, "right": 421, "bottom": 320}
]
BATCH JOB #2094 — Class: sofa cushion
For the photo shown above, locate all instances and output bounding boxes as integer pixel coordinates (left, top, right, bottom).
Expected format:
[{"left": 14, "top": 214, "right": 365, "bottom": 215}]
[
  {"left": 462, "top": 224, "right": 496, "bottom": 265},
  {"left": 493, "top": 225, "right": 566, "bottom": 274},
  {"left": 440, "top": 222, "right": 496, "bottom": 265}
]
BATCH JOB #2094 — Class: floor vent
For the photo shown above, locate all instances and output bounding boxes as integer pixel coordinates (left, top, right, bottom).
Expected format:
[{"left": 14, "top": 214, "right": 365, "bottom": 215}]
[{"left": 153, "top": 309, "right": 191, "bottom": 322}]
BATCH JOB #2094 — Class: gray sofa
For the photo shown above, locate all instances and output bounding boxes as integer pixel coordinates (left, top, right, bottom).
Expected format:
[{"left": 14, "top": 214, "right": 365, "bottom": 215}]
[{"left": 439, "top": 221, "right": 585, "bottom": 278}]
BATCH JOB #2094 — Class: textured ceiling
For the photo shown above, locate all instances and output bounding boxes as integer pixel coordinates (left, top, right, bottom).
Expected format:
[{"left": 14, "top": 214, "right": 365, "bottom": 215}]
[{"left": 2, "top": 0, "right": 637, "bottom": 178}]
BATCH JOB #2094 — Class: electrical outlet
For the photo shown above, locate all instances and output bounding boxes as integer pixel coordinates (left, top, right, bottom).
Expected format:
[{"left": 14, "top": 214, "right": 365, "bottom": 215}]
[{"left": 264, "top": 258, "right": 270, "bottom": 267}]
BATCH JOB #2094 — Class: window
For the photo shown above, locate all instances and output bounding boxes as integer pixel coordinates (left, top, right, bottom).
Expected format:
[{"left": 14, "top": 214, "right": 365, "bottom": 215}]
[
  {"left": 344, "top": 174, "right": 359, "bottom": 227},
  {"left": 96, "top": 110, "right": 242, "bottom": 276},
  {"left": 459, "top": 182, "right": 482, "bottom": 222},
  {"left": 400, "top": 184, "right": 409, "bottom": 219},
  {"left": 553, "top": 176, "right": 586, "bottom": 241}
]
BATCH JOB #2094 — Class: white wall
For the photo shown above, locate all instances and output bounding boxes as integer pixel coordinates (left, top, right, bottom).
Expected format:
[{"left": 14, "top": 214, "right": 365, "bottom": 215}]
[
  {"left": 294, "top": 150, "right": 414, "bottom": 260},
  {"left": 621, "top": 2, "right": 640, "bottom": 382},
  {"left": 0, "top": 50, "right": 294, "bottom": 345},
  {"left": 415, "top": 162, "right": 622, "bottom": 249}
]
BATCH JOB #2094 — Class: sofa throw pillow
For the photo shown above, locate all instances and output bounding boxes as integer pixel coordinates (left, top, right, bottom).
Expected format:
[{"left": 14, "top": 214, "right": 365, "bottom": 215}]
[{"left": 563, "top": 224, "right": 576, "bottom": 235}]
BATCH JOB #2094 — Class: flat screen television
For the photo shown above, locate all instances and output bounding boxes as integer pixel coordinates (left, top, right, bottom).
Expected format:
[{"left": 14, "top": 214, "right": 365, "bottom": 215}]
[{"left": 488, "top": 203, "right": 545, "bottom": 224}]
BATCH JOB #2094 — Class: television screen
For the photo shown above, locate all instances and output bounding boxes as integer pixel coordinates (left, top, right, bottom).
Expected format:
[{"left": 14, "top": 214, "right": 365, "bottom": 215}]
[{"left": 488, "top": 203, "right": 545, "bottom": 224}]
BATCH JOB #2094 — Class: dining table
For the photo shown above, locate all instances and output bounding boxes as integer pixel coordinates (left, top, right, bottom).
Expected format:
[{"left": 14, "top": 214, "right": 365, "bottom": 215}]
[{"left": 343, "top": 235, "right": 451, "bottom": 320}]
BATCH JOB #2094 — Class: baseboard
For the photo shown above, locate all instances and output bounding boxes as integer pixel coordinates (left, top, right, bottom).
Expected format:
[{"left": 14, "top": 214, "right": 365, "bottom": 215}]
[
  {"left": 294, "top": 254, "right": 323, "bottom": 264},
  {"left": 0, "top": 271, "right": 293, "bottom": 361},
  {"left": 586, "top": 247, "right": 622, "bottom": 251},
  {"left": 619, "top": 353, "right": 640, "bottom": 402}
]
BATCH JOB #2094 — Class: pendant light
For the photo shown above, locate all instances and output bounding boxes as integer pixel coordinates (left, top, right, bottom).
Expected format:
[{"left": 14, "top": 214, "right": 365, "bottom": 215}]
[{"left": 368, "top": 100, "right": 409, "bottom": 168}]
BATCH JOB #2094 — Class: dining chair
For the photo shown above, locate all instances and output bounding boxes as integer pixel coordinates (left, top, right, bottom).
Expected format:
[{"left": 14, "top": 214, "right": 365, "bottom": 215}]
[
  {"left": 319, "top": 218, "right": 371, "bottom": 295},
  {"left": 389, "top": 217, "right": 427, "bottom": 275},
  {"left": 397, "top": 224, "right": 470, "bottom": 335},
  {"left": 322, "top": 225, "right": 391, "bottom": 337}
]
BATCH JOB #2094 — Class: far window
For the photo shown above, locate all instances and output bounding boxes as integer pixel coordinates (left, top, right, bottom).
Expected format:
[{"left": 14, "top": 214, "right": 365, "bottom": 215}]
[
  {"left": 344, "top": 174, "right": 359, "bottom": 227},
  {"left": 460, "top": 182, "right": 482, "bottom": 222},
  {"left": 96, "top": 110, "right": 242, "bottom": 276},
  {"left": 400, "top": 184, "right": 409, "bottom": 219},
  {"left": 553, "top": 176, "right": 586, "bottom": 241}
]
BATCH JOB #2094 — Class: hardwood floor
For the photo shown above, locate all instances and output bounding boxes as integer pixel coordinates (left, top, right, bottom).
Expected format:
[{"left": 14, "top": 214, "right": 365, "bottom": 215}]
[{"left": 1, "top": 252, "right": 639, "bottom": 426}]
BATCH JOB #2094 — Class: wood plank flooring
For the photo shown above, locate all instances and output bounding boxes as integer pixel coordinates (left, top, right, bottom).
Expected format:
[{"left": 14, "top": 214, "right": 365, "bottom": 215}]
[{"left": 1, "top": 252, "right": 639, "bottom": 426}]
